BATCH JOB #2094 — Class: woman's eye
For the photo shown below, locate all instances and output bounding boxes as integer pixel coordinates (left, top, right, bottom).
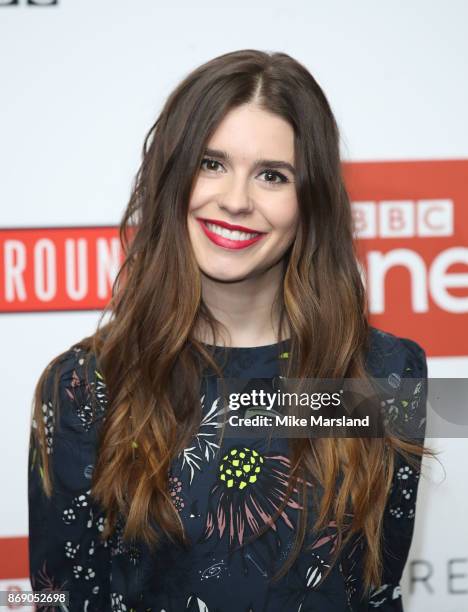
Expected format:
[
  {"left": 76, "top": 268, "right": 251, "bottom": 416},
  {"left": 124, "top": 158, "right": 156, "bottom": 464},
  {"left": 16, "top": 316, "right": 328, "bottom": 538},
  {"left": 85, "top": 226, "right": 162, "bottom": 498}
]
[
  {"left": 200, "top": 158, "right": 223, "bottom": 172},
  {"left": 200, "top": 159, "right": 290, "bottom": 185},
  {"left": 259, "top": 170, "right": 289, "bottom": 185}
]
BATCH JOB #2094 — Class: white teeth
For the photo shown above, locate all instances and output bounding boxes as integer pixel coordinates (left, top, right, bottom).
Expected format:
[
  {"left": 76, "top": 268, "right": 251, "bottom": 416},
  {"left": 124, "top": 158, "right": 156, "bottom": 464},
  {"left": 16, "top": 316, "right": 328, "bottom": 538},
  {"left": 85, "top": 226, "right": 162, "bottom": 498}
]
[{"left": 205, "top": 222, "right": 260, "bottom": 241}]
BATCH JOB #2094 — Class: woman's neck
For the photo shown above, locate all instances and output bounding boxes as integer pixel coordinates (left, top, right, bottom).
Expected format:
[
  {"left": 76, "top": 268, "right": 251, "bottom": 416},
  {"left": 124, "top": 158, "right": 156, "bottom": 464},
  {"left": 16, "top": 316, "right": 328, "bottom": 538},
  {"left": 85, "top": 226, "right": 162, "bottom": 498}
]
[{"left": 196, "top": 260, "right": 289, "bottom": 348}]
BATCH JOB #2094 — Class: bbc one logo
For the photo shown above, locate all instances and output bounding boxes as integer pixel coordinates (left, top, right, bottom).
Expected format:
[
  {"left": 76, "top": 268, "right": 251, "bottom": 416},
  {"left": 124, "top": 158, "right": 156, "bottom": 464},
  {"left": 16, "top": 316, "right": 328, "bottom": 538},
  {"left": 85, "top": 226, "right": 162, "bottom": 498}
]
[
  {"left": 352, "top": 198, "right": 467, "bottom": 318},
  {"left": 353, "top": 199, "right": 453, "bottom": 239}
]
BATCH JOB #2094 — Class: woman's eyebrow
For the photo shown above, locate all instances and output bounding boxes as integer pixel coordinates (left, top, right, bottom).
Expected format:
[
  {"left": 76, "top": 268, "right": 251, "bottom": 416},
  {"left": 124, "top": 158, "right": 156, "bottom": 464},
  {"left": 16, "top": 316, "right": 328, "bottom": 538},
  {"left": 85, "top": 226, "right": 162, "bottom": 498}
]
[{"left": 203, "top": 148, "right": 296, "bottom": 176}]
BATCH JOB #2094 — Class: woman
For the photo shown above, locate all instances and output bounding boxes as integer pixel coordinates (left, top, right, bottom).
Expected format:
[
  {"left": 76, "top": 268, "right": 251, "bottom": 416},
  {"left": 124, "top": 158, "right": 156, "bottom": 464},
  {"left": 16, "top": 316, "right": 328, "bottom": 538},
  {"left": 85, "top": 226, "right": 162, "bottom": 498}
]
[{"left": 28, "top": 49, "right": 433, "bottom": 611}]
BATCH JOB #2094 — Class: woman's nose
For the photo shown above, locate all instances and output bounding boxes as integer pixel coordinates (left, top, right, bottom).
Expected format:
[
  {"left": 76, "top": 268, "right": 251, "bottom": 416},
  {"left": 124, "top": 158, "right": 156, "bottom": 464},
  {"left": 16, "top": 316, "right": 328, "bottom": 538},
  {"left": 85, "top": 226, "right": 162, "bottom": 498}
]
[{"left": 217, "top": 175, "right": 254, "bottom": 215}]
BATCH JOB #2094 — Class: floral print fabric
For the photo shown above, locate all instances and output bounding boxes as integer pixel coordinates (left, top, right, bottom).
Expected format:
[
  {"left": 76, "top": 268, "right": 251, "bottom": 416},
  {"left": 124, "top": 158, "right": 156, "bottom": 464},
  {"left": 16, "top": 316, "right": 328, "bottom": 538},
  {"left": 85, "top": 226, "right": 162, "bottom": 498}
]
[{"left": 28, "top": 326, "right": 428, "bottom": 611}]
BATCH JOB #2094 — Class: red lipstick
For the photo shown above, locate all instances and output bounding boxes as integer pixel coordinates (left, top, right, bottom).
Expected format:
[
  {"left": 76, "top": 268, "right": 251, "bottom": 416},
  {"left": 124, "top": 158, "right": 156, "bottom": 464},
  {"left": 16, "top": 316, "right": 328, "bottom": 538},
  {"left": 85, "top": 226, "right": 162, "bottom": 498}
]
[{"left": 196, "top": 218, "right": 266, "bottom": 250}]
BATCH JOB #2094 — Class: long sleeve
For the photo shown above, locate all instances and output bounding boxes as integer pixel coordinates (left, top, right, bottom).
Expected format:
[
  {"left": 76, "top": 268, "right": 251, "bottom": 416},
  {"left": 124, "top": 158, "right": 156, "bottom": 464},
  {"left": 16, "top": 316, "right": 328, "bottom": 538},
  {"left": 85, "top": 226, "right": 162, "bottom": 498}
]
[
  {"left": 367, "top": 337, "right": 428, "bottom": 610},
  {"left": 28, "top": 347, "right": 111, "bottom": 612}
]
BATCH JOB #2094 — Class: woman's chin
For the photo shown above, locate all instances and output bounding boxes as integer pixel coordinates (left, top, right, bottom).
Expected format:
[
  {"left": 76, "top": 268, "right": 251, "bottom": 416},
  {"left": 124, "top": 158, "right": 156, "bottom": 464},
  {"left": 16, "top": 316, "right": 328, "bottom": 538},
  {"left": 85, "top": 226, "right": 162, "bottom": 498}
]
[{"left": 200, "top": 266, "right": 256, "bottom": 284}]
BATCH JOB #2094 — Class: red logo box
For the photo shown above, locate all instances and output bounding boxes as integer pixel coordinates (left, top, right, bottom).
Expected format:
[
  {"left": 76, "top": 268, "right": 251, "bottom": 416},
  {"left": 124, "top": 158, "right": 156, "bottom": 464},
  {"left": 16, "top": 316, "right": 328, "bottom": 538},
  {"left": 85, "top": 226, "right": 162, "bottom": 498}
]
[{"left": 345, "top": 159, "right": 468, "bottom": 357}]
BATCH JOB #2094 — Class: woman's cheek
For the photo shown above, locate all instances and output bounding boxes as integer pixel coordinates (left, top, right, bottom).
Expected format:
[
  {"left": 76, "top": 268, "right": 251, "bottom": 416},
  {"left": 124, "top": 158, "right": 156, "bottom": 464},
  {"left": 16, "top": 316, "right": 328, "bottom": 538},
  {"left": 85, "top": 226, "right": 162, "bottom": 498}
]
[{"left": 260, "top": 196, "right": 299, "bottom": 232}]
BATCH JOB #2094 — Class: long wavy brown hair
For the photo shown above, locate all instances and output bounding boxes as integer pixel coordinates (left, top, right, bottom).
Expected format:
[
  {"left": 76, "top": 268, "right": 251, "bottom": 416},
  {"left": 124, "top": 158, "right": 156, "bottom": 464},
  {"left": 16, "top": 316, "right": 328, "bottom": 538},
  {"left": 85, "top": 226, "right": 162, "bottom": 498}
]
[{"left": 30, "top": 49, "right": 434, "bottom": 596}]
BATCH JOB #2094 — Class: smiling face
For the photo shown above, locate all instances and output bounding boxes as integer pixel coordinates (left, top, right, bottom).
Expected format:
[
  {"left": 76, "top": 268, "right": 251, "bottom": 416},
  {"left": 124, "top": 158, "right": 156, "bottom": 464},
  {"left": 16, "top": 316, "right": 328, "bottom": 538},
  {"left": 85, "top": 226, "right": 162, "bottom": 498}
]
[{"left": 187, "top": 103, "right": 300, "bottom": 283}]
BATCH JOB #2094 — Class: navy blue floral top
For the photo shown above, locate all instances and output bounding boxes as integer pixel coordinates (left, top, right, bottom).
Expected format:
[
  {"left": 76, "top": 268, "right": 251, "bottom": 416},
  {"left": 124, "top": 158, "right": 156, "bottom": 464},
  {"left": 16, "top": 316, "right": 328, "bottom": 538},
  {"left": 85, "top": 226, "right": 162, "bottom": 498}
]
[{"left": 28, "top": 326, "right": 428, "bottom": 611}]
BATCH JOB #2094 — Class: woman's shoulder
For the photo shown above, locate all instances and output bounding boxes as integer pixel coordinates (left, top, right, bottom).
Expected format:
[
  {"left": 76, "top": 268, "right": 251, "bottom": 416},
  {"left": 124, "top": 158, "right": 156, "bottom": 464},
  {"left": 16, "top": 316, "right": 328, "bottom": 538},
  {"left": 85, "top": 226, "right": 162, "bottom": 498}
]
[
  {"left": 365, "top": 325, "right": 428, "bottom": 380},
  {"left": 365, "top": 326, "right": 428, "bottom": 440},
  {"left": 39, "top": 343, "right": 107, "bottom": 439}
]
